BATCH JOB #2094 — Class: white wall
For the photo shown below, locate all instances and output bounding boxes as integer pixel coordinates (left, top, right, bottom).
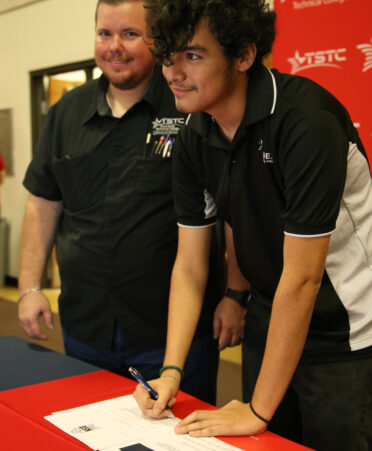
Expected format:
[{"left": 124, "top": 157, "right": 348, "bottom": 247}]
[
  {"left": 0, "top": 0, "right": 46, "bottom": 14},
  {"left": 0, "top": 0, "right": 97, "bottom": 278}
]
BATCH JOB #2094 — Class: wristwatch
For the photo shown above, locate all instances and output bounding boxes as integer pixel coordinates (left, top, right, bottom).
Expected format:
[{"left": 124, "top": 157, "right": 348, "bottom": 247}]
[{"left": 225, "top": 288, "right": 251, "bottom": 307}]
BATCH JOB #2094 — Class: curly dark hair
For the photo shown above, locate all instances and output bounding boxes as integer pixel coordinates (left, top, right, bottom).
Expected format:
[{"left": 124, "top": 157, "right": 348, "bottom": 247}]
[{"left": 144, "top": 0, "right": 276, "bottom": 66}]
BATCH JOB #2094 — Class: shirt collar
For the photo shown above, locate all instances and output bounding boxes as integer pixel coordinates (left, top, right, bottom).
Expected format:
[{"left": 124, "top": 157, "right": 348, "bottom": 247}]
[
  {"left": 80, "top": 65, "right": 164, "bottom": 125},
  {"left": 242, "top": 64, "right": 277, "bottom": 126},
  {"left": 79, "top": 75, "right": 111, "bottom": 125},
  {"left": 188, "top": 64, "right": 277, "bottom": 140}
]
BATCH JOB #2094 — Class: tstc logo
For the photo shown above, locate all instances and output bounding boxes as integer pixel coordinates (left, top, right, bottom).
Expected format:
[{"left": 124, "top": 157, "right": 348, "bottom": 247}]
[
  {"left": 356, "top": 38, "right": 372, "bottom": 72},
  {"left": 279, "top": 0, "right": 348, "bottom": 8},
  {"left": 287, "top": 49, "right": 347, "bottom": 74},
  {"left": 151, "top": 117, "right": 185, "bottom": 135}
]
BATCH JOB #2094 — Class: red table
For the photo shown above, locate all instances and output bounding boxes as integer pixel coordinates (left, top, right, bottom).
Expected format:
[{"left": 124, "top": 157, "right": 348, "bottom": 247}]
[{"left": 0, "top": 370, "right": 312, "bottom": 450}]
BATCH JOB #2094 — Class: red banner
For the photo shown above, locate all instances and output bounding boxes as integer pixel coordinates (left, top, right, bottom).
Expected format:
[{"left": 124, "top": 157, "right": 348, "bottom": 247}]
[{"left": 273, "top": 0, "right": 372, "bottom": 166}]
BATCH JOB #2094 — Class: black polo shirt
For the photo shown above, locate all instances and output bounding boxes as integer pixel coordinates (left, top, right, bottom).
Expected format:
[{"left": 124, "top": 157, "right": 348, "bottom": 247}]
[
  {"left": 173, "top": 64, "right": 372, "bottom": 358},
  {"left": 24, "top": 66, "right": 223, "bottom": 352}
]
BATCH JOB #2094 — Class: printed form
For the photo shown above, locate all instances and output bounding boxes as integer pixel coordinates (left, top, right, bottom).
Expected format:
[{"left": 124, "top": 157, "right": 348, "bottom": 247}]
[{"left": 45, "top": 395, "right": 242, "bottom": 451}]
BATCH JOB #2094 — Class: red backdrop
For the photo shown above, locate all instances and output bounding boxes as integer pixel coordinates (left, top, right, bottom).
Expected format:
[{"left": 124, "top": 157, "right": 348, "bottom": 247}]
[{"left": 273, "top": 0, "right": 372, "bottom": 166}]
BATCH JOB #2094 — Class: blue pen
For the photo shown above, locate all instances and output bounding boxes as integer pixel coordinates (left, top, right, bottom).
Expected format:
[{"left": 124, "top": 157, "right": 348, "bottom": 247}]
[{"left": 128, "top": 366, "right": 175, "bottom": 418}]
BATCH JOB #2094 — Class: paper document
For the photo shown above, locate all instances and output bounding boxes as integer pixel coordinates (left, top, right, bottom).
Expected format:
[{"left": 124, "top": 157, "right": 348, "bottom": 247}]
[{"left": 45, "top": 394, "right": 242, "bottom": 451}]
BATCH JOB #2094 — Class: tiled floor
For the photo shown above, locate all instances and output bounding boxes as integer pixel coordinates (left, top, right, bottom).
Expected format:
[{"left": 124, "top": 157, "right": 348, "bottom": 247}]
[{"left": 0, "top": 285, "right": 242, "bottom": 406}]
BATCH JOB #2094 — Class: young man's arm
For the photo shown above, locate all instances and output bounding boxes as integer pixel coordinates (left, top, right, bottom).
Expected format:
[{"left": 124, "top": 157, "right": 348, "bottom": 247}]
[
  {"left": 133, "top": 225, "right": 213, "bottom": 416},
  {"left": 174, "top": 233, "right": 330, "bottom": 437},
  {"left": 250, "top": 233, "right": 329, "bottom": 420},
  {"left": 213, "top": 222, "right": 248, "bottom": 350},
  {"left": 18, "top": 193, "right": 62, "bottom": 340}
]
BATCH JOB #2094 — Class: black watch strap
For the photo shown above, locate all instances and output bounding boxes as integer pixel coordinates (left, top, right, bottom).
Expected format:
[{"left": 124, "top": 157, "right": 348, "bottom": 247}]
[{"left": 225, "top": 288, "right": 250, "bottom": 307}]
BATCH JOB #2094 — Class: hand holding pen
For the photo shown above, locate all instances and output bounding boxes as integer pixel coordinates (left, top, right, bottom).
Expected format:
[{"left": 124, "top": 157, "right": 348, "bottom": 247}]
[{"left": 129, "top": 366, "right": 177, "bottom": 419}]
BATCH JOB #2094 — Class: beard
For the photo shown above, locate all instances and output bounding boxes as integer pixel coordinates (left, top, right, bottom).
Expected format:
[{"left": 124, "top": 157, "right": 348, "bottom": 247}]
[
  {"left": 103, "top": 72, "right": 145, "bottom": 91},
  {"left": 99, "top": 54, "right": 155, "bottom": 92},
  {"left": 107, "top": 73, "right": 141, "bottom": 90}
]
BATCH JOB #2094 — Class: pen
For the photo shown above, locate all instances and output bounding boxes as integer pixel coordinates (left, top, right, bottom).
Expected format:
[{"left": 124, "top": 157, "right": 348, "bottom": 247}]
[
  {"left": 162, "top": 139, "right": 171, "bottom": 158},
  {"left": 151, "top": 140, "right": 158, "bottom": 156},
  {"left": 159, "top": 134, "right": 170, "bottom": 155},
  {"left": 154, "top": 135, "right": 165, "bottom": 154},
  {"left": 166, "top": 138, "right": 175, "bottom": 157},
  {"left": 145, "top": 132, "right": 152, "bottom": 157},
  {"left": 128, "top": 366, "right": 175, "bottom": 418}
]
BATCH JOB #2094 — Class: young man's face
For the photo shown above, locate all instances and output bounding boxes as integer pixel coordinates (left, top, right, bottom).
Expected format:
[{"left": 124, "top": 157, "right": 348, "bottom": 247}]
[
  {"left": 95, "top": 1, "right": 155, "bottom": 91},
  {"left": 162, "top": 20, "right": 244, "bottom": 116}
]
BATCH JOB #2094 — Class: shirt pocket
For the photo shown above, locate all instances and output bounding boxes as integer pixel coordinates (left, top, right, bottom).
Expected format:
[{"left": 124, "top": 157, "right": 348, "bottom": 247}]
[
  {"left": 135, "top": 158, "right": 172, "bottom": 194},
  {"left": 52, "top": 151, "right": 98, "bottom": 212}
]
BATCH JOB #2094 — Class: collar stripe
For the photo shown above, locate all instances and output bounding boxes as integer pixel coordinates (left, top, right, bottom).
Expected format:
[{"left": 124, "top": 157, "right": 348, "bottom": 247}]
[{"left": 265, "top": 66, "right": 277, "bottom": 115}]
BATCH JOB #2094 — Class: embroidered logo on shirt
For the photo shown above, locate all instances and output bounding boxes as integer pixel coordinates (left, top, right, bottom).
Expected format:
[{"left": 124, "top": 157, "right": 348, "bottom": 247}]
[
  {"left": 259, "top": 139, "right": 274, "bottom": 164},
  {"left": 152, "top": 117, "right": 185, "bottom": 136}
]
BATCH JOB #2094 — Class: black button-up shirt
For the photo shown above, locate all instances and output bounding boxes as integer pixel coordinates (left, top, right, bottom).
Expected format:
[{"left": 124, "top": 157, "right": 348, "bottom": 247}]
[{"left": 24, "top": 67, "right": 223, "bottom": 351}]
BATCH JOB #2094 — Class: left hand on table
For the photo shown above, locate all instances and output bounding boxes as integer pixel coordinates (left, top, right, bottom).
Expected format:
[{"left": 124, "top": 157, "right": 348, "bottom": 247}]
[{"left": 174, "top": 400, "right": 267, "bottom": 437}]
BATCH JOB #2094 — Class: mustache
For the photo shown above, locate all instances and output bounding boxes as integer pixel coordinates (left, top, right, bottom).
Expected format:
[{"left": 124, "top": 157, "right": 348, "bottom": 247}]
[
  {"left": 106, "top": 53, "right": 132, "bottom": 62},
  {"left": 168, "top": 81, "right": 195, "bottom": 90}
]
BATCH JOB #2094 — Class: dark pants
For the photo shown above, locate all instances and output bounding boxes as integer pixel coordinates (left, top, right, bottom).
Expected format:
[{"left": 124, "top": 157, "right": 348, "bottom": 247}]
[
  {"left": 63, "top": 325, "right": 219, "bottom": 405},
  {"left": 242, "top": 338, "right": 372, "bottom": 451}
]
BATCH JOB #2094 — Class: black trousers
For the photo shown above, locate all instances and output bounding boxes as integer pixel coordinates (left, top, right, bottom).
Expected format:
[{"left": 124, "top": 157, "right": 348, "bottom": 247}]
[{"left": 242, "top": 338, "right": 372, "bottom": 451}]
